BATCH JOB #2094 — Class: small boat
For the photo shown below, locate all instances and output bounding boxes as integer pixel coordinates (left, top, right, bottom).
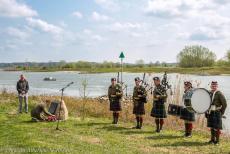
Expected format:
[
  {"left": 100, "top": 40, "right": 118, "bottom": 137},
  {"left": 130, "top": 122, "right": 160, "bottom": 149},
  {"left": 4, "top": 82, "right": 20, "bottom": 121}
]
[{"left": 43, "top": 77, "right": 56, "bottom": 81}]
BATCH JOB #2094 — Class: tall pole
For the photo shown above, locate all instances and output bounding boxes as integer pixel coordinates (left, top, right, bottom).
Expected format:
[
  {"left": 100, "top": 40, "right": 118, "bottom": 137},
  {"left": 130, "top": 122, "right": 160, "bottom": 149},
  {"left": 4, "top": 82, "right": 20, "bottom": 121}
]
[
  {"left": 119, "top": 52, "right": 125, "bottom": 84},
  {"left": 121, "top": 58, "right": 123, "bottom": 84}
]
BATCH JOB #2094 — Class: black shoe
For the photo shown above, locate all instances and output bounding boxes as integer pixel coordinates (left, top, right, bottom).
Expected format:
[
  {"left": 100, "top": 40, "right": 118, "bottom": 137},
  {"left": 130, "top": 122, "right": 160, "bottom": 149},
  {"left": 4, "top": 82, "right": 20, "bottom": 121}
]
[
  {"left": 184, "top": 133, "right": 192, "bottom": 138},
  {"left": 156, "top": 129, "right": 160, "bottom": 133},
  {"left": 208, "top": 140, "right": 214, "bottom": 144},
  {"left": 214, "top": 141, "right": 219, "bottom": 145}
]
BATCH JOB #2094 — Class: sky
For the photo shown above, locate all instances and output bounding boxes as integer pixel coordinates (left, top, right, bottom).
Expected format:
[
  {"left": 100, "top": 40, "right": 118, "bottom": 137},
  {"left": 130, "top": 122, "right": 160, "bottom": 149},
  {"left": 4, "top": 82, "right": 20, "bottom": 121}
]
[{"left": 0, "top": 0, "right": 230, "bottom": 63}]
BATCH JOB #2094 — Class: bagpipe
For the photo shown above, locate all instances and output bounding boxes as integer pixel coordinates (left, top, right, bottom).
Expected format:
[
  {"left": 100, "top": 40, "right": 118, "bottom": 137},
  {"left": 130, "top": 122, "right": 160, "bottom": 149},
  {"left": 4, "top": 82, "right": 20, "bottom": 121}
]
[
  {"left": 98, "top": 72, "right": 129, "bottom": 103},
  {"left": 140, "top": 72, "right": 172, "bottom": 96}
]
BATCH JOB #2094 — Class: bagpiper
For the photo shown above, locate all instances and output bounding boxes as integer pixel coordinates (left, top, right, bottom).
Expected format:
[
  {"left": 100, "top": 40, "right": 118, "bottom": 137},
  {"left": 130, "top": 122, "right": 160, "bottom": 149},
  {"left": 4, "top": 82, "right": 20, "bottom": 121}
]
[
  {"left": 180, "top": 81, "right": 195, "bottom": 137},
  {"left": 132, "top": 77, "right": 147, "bottom": 129},
  {"left": 151, "top": 77, "right": 167, "bottom": 133},
  {"left": 108, "top": 78, "right": 123, "bottom": 124},
  {"left": 206, "top": 81, "right": 227, "bottom": 145}
]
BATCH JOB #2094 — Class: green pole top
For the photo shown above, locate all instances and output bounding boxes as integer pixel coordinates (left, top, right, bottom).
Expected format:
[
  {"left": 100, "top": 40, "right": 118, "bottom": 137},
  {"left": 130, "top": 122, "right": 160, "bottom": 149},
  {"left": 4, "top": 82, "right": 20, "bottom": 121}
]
[{"left": 119, "top": 52, "right": 125, "bottom": 59}]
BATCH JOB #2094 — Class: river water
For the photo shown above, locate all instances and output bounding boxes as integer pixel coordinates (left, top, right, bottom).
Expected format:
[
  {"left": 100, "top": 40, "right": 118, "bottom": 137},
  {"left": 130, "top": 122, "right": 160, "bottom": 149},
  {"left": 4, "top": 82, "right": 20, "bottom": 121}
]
[{"left": 0, "top": 71, "right": 229, "bottom": 130}]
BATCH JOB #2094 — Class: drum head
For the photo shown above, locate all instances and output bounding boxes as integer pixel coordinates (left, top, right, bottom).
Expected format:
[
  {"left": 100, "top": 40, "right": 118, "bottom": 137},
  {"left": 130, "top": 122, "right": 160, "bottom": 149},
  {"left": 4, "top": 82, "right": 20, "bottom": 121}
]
[{"left": 191, "top": 88, "right": 211, "bottom": 114}]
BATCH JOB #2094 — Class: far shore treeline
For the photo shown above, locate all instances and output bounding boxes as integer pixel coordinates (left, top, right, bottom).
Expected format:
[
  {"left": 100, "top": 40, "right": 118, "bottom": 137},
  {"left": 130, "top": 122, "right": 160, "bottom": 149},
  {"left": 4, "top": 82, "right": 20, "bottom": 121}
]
[{"left": 1, "top": 45, "right": 230, "bottom": 75}]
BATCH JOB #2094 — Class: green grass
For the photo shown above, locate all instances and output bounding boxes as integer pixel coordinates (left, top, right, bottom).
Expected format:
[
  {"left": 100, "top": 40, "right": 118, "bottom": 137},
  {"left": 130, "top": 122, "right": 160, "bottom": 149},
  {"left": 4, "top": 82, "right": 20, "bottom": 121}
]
[{"left": 1, "top": 94, "right": 230, "bottom": 154}]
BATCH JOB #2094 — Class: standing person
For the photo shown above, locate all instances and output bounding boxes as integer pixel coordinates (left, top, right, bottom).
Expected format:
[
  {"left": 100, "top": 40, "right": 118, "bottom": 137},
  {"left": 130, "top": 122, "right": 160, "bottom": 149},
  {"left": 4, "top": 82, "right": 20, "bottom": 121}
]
[
  {"left": 206, "top": 81, "right": 227, "bottom": 145},
  {"left": 180, "top": 81, "right": 195, "bottom": 137},
  {"left": 108, "top": 78, "right": 123, "bottom": 124},
  {"left": 151, "top": 77, "right": 167, "bottom": 133},
  {"left": 16, "top": 74, "right": 29, "bottom": 113},
  {"left": 132, "top": 77, "right": 147, "bottom": 129}
]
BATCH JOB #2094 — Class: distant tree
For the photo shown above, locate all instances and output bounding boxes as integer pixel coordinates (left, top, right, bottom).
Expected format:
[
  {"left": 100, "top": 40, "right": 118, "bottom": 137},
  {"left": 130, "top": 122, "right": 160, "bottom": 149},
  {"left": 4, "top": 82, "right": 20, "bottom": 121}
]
[
  {"left": 155, "top": 61, "right": 160, "bottom": 66},
  {"left": 177, "top": 45, "right": 216, "bottom": 67},
  {"left": 227, "top": 50, "right": 230, "bottom": 62},
  {"left": 135, "top": 59, "right": 145, "bottom": 68}
]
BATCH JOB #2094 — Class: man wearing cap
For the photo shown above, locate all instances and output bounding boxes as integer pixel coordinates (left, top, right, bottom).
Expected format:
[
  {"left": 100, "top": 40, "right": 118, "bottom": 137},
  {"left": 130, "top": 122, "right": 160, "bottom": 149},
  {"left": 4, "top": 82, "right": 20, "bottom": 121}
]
[
  {"left": 16, "top": 74, "right": 29, "bottom": 113},
  {"left": 108, "top": 78, "right": 123, "bottom": 124},
  {"left": 180, "top": 81, "right": 195, "bottom": 137},
  {"left": 151, "top": 77, "right": 167, "bottom": 133},
  {"left": 206, "top": 81, "right": 227, "bottom": 145},
  {"left": 132, "top": 77, "right": 147, "bottom": 129}
]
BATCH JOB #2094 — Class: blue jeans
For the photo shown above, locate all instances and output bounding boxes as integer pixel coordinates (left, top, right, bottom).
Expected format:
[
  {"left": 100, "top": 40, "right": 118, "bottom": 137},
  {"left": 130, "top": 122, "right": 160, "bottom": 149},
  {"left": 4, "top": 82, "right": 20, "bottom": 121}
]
[{"left": 18, "top": 94, "right": 28, "bottom": 113}]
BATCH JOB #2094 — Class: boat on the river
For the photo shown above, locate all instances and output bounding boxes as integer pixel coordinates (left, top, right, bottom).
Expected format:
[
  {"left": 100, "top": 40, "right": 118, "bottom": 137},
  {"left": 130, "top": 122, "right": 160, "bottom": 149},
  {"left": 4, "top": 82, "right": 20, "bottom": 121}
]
[{"left": 43, "top": 77, "right": 56, "bottom": 81}]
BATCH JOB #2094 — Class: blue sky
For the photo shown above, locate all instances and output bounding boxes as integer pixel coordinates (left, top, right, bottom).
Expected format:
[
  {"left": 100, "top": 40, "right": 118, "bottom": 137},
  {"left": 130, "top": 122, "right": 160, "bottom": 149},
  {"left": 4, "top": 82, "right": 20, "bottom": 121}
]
[{"left": 0, "top": 0, "right": 230, "bottom": 63}]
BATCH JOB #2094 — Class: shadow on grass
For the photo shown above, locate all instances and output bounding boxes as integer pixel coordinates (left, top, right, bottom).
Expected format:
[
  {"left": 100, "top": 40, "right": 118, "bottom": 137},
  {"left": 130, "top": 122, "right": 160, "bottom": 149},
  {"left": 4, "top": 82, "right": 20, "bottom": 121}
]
[
  {"left": 146, "top": 135, "right": 183, "bottom": 140},
  {"left": 100, "top": 125, "right": 131, "bottom": 131},
  {"left": 99, "top": 125, "right": 155, "bottom": 135},
  {"left": 120, "top": 130, "right": 154, "bottom": 135},
  {"left": 151, "top": 141, "right": 209, "bottom": 147},
  {"left": 74, "top": 122, "right": 111, "bottom": 127}
]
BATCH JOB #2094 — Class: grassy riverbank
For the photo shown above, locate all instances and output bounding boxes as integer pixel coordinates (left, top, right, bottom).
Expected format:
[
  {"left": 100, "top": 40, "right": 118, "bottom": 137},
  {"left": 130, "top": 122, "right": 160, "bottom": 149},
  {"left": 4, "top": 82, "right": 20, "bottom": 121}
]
[
  {"left": 0, "top": 92, "right": 230, "bottom": 154},
  {"left": 4, "top": 66, "right": 230, "bottom": 75}
]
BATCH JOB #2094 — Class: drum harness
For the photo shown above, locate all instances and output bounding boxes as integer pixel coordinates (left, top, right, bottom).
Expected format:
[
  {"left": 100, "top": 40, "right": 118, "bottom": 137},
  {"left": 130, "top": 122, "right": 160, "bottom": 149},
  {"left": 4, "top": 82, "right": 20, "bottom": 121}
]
[{"left": 209, "top": 90, "right": 222, "bottom": 113}]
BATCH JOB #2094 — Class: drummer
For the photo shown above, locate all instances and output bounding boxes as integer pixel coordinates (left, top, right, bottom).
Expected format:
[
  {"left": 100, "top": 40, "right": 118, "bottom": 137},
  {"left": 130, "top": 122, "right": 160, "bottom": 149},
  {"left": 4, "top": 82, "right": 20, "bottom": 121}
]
[
  {"left": 206, "top": 81, "right": 227, "bottom": 145},
  {"left": 180, "top": 81, "right": 195, "bottom": 137}
]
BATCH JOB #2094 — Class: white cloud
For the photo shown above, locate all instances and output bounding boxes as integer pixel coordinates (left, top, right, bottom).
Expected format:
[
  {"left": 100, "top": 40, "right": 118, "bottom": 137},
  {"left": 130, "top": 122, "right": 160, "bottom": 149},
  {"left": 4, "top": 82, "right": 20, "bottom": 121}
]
[
  {"left": 26, "top": 18, "right": 63, "bottom": 35},
  {"left": 109, "top": 22, "right": 142, "bottom": 32},
  {"left": 95, "top": 0, "right": 119, "bottom": 11},
  {"left": 144, "top": 0, "right": 229, "bottom": 18},
  {"left": 83, "top": 29, "right": 92, "bottom": 34},
  {"left": 0, "top": 0, "right": 37, "bottom": 18},
  {"left": 72, "top": 11, "right": 83, "bottom": 18},
  {"left": 92, "top": 35, "right": 104, "bottom": 41},
  {"left": 82, "top": 29, "right": 105, "bottom": 42},
  {"left": 7, "top": 27, "right": 30, "bottom": 39},
  {"left": 145, "top": 0, "right": 182, "bottom": 17},
  {"left": 91, "top": 11, "right": 110, "bottom": 21}
]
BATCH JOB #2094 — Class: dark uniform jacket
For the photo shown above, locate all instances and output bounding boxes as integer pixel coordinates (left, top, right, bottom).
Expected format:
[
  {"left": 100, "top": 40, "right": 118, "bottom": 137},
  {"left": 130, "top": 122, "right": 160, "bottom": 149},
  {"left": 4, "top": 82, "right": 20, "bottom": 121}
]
[
  {"left": 108, "top": 84, "right": 123, "bottom": 111},
  {"left": 132, "top": 85, "right": 147, "bottom": 115},
  {"left": 151, "top": 85, "right": 167, "bottom": 118},
  {"left": 17, "top": 79, "right": 29, "bottom": 94},
  {"left": 210, "top": 91, "right": 227, "bottom": 115},
  {"left": 207, "top": 90, "right": 227, "bottom": 129}
]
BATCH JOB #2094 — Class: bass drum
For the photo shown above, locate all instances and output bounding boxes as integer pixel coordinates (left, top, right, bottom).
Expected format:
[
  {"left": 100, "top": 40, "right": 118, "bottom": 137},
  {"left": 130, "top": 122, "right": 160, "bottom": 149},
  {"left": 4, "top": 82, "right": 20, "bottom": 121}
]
[{"left": 186, "top": 88, "right": 211, "bottom": 114}]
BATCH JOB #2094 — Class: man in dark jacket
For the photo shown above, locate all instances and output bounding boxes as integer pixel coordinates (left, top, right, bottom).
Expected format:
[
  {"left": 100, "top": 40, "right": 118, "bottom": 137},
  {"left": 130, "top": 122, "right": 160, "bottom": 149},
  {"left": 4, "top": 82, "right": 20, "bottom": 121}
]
[
  {"left": 16, "top": 74, "right": 29, "bottom": 113},
  {"left": 108, "top": 78, "right": 123, "bottom": 124},
  {"left": 151, "top": 77, "right": 167, "bottom": 133},
  {"left": 132, "top": 77, "right": 147, "bottom": 129},
  {"left": 206, "top": 81, "right": 227, "bottom": 145}
]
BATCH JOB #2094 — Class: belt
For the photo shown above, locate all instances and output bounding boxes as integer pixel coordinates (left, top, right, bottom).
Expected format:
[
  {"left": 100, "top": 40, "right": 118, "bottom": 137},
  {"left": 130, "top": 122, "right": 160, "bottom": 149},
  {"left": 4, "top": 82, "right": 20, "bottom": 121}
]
[{"left": 210, "top": 105, "right": 222, "bottom": 111}]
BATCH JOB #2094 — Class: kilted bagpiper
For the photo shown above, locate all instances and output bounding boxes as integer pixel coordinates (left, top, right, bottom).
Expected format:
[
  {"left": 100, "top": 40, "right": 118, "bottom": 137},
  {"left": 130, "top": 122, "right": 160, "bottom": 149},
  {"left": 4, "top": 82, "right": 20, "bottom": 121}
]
[
  {"left": 108, "top": 78, "right": 123, "bottom": 124},
  {"left": 206, "top": 81, "right": 227, "bottom": 145},
  {"left": 151, "top": 77, "right": 167, "bottom": 133},
  {"left": 132, "top": 77, "right": 147, "bottom": 129},
  {"left": 180, "top": 81, "right": 195, "bottom": 137}
]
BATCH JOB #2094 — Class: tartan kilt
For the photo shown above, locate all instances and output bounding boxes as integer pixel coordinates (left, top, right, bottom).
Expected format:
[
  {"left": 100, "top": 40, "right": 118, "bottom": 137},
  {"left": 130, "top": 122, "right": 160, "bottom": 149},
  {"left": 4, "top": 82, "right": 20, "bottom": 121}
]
[
  {"left": 207, "top": 111, "right": 222, "bottom": 129},
  {"left": 151, "top": 101, "right": 167, "bottom": 118},
  {"left": 180, "top": 108, "right": 195, "bottom": 122},
  {"left": 133, "top": 101, "right": 145, "bottom": 115},
  {"left": 110, "top": 100, "right": 122, "bottom": 111}
]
